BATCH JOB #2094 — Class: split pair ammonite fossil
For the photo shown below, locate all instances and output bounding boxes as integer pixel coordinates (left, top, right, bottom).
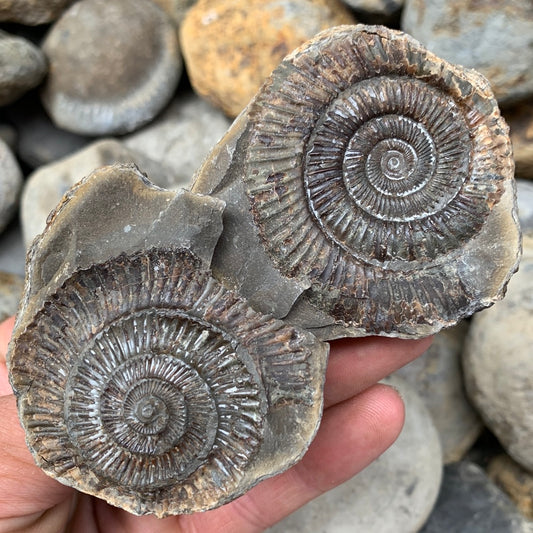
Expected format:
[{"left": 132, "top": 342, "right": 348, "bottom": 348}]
[{"left": 7, "top": 25, "right": 520, "bottom": 517}]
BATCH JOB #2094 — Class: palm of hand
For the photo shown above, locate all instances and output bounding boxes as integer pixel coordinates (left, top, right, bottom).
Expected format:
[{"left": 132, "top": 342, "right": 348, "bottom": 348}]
[{"left": 0, "top": 317, "right": 431, "bottom": 533}]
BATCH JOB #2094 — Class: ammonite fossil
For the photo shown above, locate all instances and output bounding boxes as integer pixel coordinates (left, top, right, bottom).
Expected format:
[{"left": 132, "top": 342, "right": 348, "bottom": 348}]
[
  {"left": 7, "top": 165, "right": 328, "bottom": 516},
  {"left": 191, "top": 24, "right": 520, "bottom": 339}
]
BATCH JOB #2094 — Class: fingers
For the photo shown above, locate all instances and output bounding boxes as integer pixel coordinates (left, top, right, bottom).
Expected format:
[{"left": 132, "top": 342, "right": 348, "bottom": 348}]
[
  {"left": 324, "top": 335, "right": 433, "bottom": 408},
  {"left": 0, "top": 395, "right": 73, "bottom": 519},
  {"left": 181, "top": 383, "right": 405, "bottom": 533},
  {"left": 0, "top": 316, "right": 16, "bottom": 396}
]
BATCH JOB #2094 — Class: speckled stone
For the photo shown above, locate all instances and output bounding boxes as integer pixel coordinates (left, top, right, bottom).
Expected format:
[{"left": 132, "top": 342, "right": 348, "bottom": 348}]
[
  {"left": 394, "top": 322, "right": 483, "bottom": 463},
  {"left": 401, "top": 0, "right": 533, "bottom": 107},
  {"left": 505, "top": 102, "right": 533, "bottom": 180},
  {"left": 0, "top": 138, "right": 22, "bottom": 234},
  {"left": 0, "top": 30, "right": 47, "bottom": 106},
  {"left": 41, "top": 0, "right": 182, "bottom": 135},
  {"left": 268, "top": 376, "right": 443, "bottom": 533},
  {"left": 0, "top": 271, "right": 23, "bottom": 322},
  {"left": 20, "top": 139, "right": 178, "bottom": 247},
  {"left": 488, "top": 454, "right": 533, "bottom": 520},
  {"left": 463, "top": 234, "right": 533, "bottom": 473},
  {"left": 0, "top": 0, "right": 72, "bottom": 25},
  {"left": 123, "top": 92, "right": 231, "bottom": 187},
  {"left": 180, "top": 0, "right": 355, "bottom": 117},
  {"left": 420, "top": 461, "right": 533, "bottom": 533}
]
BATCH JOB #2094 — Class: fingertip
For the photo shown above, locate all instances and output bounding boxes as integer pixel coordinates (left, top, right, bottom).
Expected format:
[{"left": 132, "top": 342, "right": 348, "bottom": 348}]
[
  {"left": 365, "top": 383, "right": 406, "bottom": 450},
  {"left": 0, "top": 316, "right": 15, "bottom": 363}
]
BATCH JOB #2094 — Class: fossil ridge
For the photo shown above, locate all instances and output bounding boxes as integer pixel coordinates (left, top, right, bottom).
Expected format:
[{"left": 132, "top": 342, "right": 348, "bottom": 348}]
[
  {"left": 8, "top": 165, "right": 328, "bottom": 516},
  {"left": 191, "top": 24, "right": 521, "bottom": 340}
]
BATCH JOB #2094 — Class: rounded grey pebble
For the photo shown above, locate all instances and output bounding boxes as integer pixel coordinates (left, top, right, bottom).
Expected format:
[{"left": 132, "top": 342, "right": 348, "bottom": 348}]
[
  {"left": 0, "top": 138, "right": 23, "bottom": 235},
  {"left": 517, "top": 180, "right": 533, "bottom": 236},
  {"left": 0, "top": 30, "right": 47, "bottom": 106},
  {"left": 123, "top": 92, "right": 231, "bottom": 188},
  {"left": 463, "top": 235, "right": 533, "bottom": 473},
  {"left": 20, "top": 138, "right": 178, "bottom": 248},
  {"left": 420, "top": 461, "right": 533, "bottom": 533},
  {"left": 401, "top": 0, "right": 533, "bottom": 107},
  {"left": 41, "top": 0, "right": 182, "bottom": 135},
  {"left": 267, "top": 376, "right": 443, "bottom": 533},
  {"left": 394, "top": 322, "right": 483, "bottom": 463}
]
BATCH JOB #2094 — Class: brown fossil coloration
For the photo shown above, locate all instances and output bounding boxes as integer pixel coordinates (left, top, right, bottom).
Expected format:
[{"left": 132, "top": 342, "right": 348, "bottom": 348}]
[
  {"left": 7, "top": 165, "right": 328, "bottom": 516},
  {"left": 191, "top": 24, "right": 520, "bottom": 340}
]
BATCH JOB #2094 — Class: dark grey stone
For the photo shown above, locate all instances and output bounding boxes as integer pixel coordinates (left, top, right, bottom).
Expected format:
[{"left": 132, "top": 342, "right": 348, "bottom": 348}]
[{"left": 420, "top": 461, "right": 533, "bottom": 533}]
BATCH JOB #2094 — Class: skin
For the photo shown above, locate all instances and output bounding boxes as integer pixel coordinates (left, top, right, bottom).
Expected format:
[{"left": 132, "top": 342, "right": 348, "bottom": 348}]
[{"left": 0, "top": 316, "right": 432, "bottom": 533}]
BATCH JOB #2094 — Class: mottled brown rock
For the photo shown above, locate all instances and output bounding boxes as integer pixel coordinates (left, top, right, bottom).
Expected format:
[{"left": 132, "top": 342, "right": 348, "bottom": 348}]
[
  {"left": 41, "top": 0, "right": 182, "bottom": 135},
  {"left": 401, "top": 0, "right": 533, "bottom": 107},
  {"left": 8, "top": 165, "right": 328, "bottom": 516},
  {"left": 488, "top": 454, "right": 533, "bottom": 520},
  {"left": 464, "top": 234, "right": 533, "bottom": 473},
  {"left": 0, "top": 0, "right": 72, "bottom": 25},
  {"left": 192, "top": 24, "right": 520, "bottom": 340},
  {"left": 0, "top": 30, "right": 47, "bottom": 106},
  {"left": 504, "top": 102, "right": 533, "bottom": 180},
  {"left": 180, "top": 0, "right": 355, "bottom": 117}
]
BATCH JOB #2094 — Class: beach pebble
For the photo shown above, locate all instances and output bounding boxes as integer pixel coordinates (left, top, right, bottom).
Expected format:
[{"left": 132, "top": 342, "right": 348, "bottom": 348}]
[
  {"left": 20, "top": 139, "right": 178, "bottom": 247},
  {"left": 0, "top": 30, "right": 47, "bottom": 106},
  {"left": 41, "top": 0, "right": 182, "bottom": 135},
  {"left": 0, "top": 138, "right": 22, "bottom": 234},
  {"left": 463, "top": 234, "right": 533, "bottom": 473},
  {"left": 394, "top": 322, "right": 483, "bottom": 463},
  {"left": 420, "top": 461, "right": 533, "bottom": 533},
  {"left": 517, "top": 180, "right": 533, "bottom": 234},
  {"left": 180, "top": 0, "right": 355, "bottom": 117},
  {"left": 402, "top": 0, "right": 533, "bottom": 107},
  {"left": 0, "top": 0, "right": 72, "bottom": 25},
  {"left": 123, "top": 92, "right": 231, "bottom": 186},
  {"left": 268, "top": 376, "right": 443, "bottom": 533}
]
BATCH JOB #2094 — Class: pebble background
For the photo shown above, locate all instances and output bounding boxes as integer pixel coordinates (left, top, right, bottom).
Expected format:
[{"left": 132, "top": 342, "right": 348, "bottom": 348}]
[{"left": 0, "top": 1, "right": 532, "bottom": 531}]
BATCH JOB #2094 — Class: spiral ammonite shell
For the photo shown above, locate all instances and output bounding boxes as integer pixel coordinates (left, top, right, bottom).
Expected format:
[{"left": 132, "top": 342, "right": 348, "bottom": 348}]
[
  {"left": 242, "top": 24, "right": 516, "bottom": 336},
  {"left": 8, "top": 248, "right": 326, "bottom": 516}
]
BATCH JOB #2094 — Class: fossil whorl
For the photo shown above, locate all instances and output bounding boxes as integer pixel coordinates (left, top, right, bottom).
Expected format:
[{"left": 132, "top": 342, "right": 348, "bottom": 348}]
[
  {"left": 201, "top": 24, "right": 518, "bottom": 338},
  {"left": 8, "top": 247, "right": 326, "bottom": 516}
]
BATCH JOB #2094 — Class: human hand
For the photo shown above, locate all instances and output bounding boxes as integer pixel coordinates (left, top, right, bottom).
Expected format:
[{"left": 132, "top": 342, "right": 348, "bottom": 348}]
[{"left": 0, "top": 316, "right": 432, "bottom": 533}]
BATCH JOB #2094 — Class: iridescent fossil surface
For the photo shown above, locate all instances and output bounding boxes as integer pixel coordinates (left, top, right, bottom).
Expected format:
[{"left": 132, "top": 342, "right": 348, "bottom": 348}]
[
  {"left": 191, "top": 24, "right": 520, "bottom": 340},
  {"left": 7, "top": 165, "right": 328, "bottom": 516}
]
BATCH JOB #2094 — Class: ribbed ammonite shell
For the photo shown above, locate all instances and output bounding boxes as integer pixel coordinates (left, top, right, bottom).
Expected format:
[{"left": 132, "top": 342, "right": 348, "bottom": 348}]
[
  {"left": 8, "top": 247, "right": 326, "bottom": 516},
  {"left": 192, "top": 24, "right": 519, "bottom": 339}
]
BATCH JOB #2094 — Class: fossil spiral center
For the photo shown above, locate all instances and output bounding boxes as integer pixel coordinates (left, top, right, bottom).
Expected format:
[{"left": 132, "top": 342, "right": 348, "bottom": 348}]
[
  {"left": 374, "top": 143, "right": 415, "bottom": 181},
  {"left": 135, "top": 395, "right": 167, "bottom": 424}
]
